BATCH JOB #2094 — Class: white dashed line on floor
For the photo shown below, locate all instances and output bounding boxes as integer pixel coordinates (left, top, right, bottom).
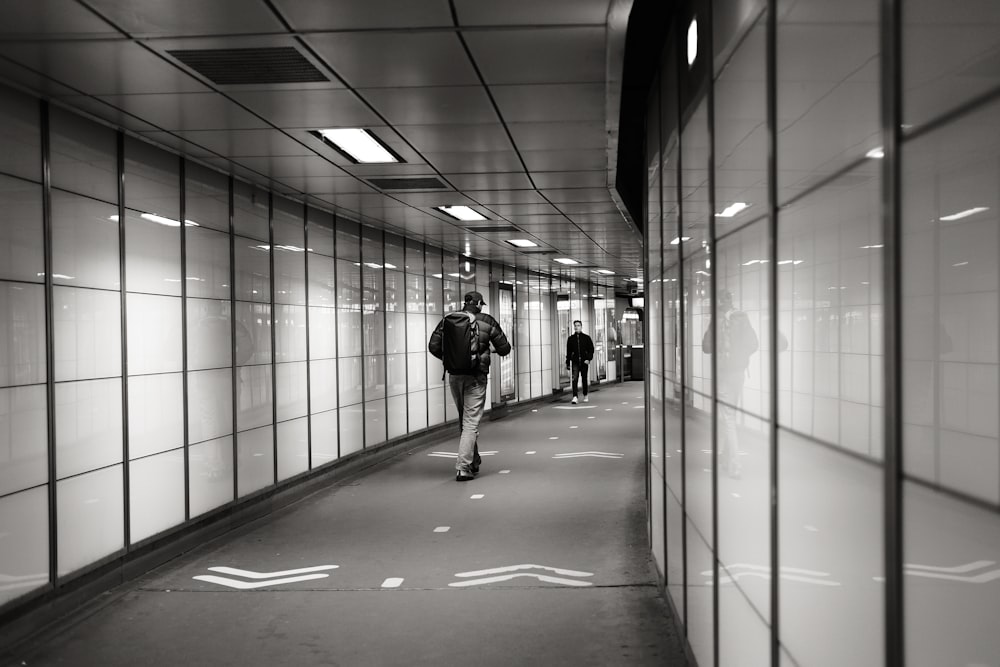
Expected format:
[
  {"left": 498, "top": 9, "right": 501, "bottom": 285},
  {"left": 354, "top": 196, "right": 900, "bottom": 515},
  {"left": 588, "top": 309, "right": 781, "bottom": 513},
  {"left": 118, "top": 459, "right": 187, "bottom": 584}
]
[
  {"left": 434, "top": 526, "right": 450, "bottom": 533},
  {"left": 549, "top": 436, "right": 559, "bottom": 440},
  {"left": 570, "top": 425, "right": 578, "bottom": 429},
  {"left": 381, "top": 578, "right": 404, "bottom": 588},
  {"left": 526, "top": 451, "right": 536, "bottom": 455},
  {"left": 471, "top": 494, "right": 485, "bottom": 500}
]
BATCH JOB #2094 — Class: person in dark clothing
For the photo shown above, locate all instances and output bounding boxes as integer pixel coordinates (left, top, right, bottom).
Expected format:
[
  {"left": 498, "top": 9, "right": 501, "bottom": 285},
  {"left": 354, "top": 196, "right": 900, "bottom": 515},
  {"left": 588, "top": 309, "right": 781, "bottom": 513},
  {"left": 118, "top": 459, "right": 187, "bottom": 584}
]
[
  {"left": 565, "top": 319, "right": 595, "bottom": 404},
  {"left": 428, "top": 291, "right": 511, "bottom": 481}
]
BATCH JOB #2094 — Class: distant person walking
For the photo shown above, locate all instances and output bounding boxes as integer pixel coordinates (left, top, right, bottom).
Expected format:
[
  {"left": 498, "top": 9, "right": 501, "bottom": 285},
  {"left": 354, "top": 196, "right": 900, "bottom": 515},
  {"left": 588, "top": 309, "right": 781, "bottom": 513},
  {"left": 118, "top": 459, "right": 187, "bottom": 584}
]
[
  {"left": 703, "top": 290, "right": 758, "bottom": 479},
  {"left": 429, "top": 291, "right": 511, "bottom": 481},
  {"left": 565, "top": 319, "right": 595, "bottom": 404}
]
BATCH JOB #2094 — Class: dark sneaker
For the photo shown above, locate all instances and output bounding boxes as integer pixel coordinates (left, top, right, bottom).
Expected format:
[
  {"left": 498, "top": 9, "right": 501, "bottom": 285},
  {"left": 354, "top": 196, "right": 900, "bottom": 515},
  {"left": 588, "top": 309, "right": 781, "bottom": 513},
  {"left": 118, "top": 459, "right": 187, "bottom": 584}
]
[
  {"left": 456, "top": 472, "right": 474, "bottom": 482},
  {"left": 471, "top": 465, "right": 480, "bottom": 475}
]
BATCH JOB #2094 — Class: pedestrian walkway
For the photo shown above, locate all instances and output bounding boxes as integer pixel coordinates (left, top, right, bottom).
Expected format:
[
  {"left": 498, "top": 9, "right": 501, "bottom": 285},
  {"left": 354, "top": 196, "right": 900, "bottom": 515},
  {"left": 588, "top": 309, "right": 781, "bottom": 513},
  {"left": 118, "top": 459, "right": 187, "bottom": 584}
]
[{"left": 6, "top": 382, "right": 688, "bottom": 666}]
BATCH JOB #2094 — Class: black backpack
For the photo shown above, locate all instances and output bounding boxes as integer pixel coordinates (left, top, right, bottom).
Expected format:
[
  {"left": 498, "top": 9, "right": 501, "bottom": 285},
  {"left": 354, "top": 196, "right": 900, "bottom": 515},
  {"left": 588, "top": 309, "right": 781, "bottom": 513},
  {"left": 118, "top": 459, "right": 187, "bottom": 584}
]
[{"left": 441, "top": 311, "right": 481, "bottom": 375}]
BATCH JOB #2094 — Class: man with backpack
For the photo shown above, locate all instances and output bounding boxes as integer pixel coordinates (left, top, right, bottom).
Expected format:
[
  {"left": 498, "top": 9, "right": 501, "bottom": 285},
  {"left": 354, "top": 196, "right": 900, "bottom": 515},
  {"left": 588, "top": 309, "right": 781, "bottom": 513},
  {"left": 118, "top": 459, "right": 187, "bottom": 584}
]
[
  {"left": 702, "top": 290, "right": 758, "bottom": 479},
  {"left": 428, "top": 291, "right": 511, "bottom": 481},
  {"left": 565, "top": 320, "right": 595, "bottom": 404}
]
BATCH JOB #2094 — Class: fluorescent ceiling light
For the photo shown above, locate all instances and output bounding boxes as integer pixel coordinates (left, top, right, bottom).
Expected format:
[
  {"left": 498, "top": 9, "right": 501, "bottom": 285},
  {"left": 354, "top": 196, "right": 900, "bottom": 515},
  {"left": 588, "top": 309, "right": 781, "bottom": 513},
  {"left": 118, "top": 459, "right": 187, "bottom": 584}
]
[
  {"left": 437, "top": 205, "right": 487, "bottom": 221},
  {"left": 318, "top": 128, "right": 398, "bottom": 163},
  {"left": 384, "top": 263, "right": 397, "bottom": 269},
  {"left": 715, "top": 202, "right": 750, "bottom": 218},
  {"left": 687, "top": 19, "right": 698, "bottom": 67},
  {"left": 940, "top": 206, "right": 989, "bottom": 221},
  {"left": 593, "top": 269, "right": 615, "bottom": 275},
  {"left": 866, "top": 147, "right": 884, "bottom": 159},
  {"left": 776, "top": 259, "right": 804, "bottom": 265},
  {"left": 506, "top": 239, "right": 538, "bottom": 248},
  {"left": 860, "top": 244, "right": 884, "bottom": 249},
  {"left": 669, "top": 236, "right": 691, "bottom": 245},
  {"left": 140, "top": 213, "right": 199, "bottom": 227},
  {"left": 553, "top": 258, "right": 579, "bottom": 265}
]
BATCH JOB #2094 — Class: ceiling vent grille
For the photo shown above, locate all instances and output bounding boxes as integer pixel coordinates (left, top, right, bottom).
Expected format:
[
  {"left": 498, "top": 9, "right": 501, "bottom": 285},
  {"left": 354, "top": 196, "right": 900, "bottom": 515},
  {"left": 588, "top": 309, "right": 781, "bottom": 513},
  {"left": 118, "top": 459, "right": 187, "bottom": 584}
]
[
  {"left": 167, "top": 47, "right": 328, "bottom": 85},
  {"left": 367, "top": 177, "right": 447, "bottom": 190},
  {"left": 517, "top": 248, "right": 557, "bottom": 254},
  {"left": 466, "top": 225, "right": 518, "bottom": 233}
]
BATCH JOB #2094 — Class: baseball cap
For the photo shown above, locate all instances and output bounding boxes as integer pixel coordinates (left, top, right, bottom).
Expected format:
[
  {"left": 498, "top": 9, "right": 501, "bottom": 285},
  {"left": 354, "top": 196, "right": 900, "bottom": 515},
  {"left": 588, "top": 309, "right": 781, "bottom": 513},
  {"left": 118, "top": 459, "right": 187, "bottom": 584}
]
[{"left": 463, "top": 291, "right": 487, "bottom": 306}]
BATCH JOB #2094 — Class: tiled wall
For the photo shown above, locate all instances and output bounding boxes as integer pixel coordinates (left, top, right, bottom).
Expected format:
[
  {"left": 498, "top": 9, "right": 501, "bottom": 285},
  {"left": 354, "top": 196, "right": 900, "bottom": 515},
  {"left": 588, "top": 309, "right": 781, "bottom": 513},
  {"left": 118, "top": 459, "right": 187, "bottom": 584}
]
[
  {"left": 0, "top": 84, "right": 609, "bottom": 614},
  {"left": 644, "top": 0, "right": 1000, "bottom": 665}
]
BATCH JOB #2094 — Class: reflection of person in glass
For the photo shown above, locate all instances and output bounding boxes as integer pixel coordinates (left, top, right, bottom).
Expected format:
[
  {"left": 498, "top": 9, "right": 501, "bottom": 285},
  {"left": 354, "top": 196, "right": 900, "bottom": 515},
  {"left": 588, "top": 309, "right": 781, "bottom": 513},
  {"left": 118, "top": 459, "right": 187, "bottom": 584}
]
[
  {"left": 703, "top": 290, "right": 758, "bottom": 479},
  {"left": 565, "top": 320, "right": 595, "bottom": 403}
]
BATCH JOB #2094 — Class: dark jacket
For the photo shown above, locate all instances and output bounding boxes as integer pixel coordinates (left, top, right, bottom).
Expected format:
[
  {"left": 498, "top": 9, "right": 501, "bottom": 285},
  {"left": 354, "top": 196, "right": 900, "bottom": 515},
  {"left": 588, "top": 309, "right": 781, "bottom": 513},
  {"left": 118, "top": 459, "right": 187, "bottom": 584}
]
[
  {"left": 428, "top": 306, "right": 511, "bottom": 375},
  {"left": 565, "top": 332, "right": 595, "bottom": 365}
]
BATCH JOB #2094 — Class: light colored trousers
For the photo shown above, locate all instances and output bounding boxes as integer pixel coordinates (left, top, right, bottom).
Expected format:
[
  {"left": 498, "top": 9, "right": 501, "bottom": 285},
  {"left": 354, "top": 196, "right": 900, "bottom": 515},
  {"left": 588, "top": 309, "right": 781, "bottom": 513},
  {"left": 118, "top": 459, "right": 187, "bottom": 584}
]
[{"left": 449, "top": 374, "right": 487, "bottom": 473}]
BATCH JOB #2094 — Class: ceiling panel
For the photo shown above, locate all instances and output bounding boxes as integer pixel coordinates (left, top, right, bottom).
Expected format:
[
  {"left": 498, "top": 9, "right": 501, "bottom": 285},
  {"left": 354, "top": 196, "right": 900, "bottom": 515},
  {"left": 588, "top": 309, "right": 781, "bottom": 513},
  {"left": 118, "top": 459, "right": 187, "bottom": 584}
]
[
  {"left": 481, "top": 202, "right": 561, "bottom": 216},
  {"left": 453, "top": 0, "right": 611, "bottom": 26},
  {"left": 94, "top": 92, "right": 269, "bottom": 130},
  {"left": 530, "top": 171, "right": 608, "bottom": 188},
  {"left": 305, "top": 32, "right": 478, "bottom": 88},
  {"left": 464, "top": 190, "right": 548, "bottom": 205},
  {"left": 421, "top": 151, "right": 523, "bottom": 173},
  {"left": 275, "top": 0, "right": 452, "bottom": 30},
  {"left": 166, "top": 129, "right": 315, "bottom": 157},
  {"left": 84, "top": 0, "right": 284, "bottom": 36},
  {"left": 52, "top": 95, "right": 163, "bottom": 134},
  {"left": 0, "top": 40, "right": 211, "bottom": 95},
  {"left": 389, "top": 192, "right": 482, "bottom": 208},
  {"left": 521, "top": 149, "right": 606, "bottom": 172},
  {"left": 135, "top": 131, "right": 218, "bottom": 158},
  {"left": 359, "top": 86, "right": 498, "bottom": 125},
  {"left": 540, "top": 188, "right": 618, "bottom": 203},
  {"left": 491, "top": 83, "right": 605, "bottom": 122},
  {"left": 442, "top": 172, "right": 533, "bottom": 190},
  {"left": 227, "top": 88, "right": 380, "bottom": 128},
  {"left": 204, "top": 155, "right": 344, "bottom": 178},
  {"left": 556, "top": 202, "right": 623, "bottom": 215},
  {"left": 395, "top": 124, "right": 514, "bottom": 154},
  {"left": 0, "top": 0, "right": 120, "bottom": 37},
  {"left": 507, "top": 121, "right": 606, "bottom": 151},
  {"left": 466, "top": 28, "right": 606, "bottom": 85}
]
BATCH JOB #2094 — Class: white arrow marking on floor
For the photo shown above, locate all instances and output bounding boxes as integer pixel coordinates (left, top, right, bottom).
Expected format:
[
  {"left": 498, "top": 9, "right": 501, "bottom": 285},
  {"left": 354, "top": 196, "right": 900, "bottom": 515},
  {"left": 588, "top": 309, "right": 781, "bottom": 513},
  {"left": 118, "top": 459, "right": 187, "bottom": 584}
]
[
  {"left": 471, "top": 494, "right": 484, "bottom": 499},
  {"left": 428, "top": 451, "right": 498, "bottom": 458},
  {"left": 434, "top": 526, "right": 450, "bottom": 532},
  {"left": 499, "top": 470, "right": 510, "bottom": 474},
  {"left": 553, "top": 451, "right": 623, "bottom": 459},
  {"left": 552, "top": 405, "right": 596, "bottom": 410},
  {"left": 194, "top": 573, "right": 331, "bottom": 589},
  {"left": 455, "top": 564, "right": 594, "bottom": 578},
  {"left": 381, "top": 578, "right": 404, "bottom": 588},
  {"left": 705, "top": 564, "right": 840, "bottom": 587},
  {"left": 208, "top": 565, "right": 338, "bottom": 579},
  {"left": 903, "top": 560, "right": 1000, "bottom": 583},
  {"left": 450, "top": 564, "right": 595, "bottom": 588},
  {"left": 449, "top": 573, "right": 594, "bottom": 587}
]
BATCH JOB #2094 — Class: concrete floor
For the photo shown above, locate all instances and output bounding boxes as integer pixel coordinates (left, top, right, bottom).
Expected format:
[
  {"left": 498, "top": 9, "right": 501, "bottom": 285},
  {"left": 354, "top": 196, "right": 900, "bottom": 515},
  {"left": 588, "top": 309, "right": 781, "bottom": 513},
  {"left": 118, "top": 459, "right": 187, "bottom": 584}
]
[{"left": 7, "top": 382, "right": 689, "bottom": 666}]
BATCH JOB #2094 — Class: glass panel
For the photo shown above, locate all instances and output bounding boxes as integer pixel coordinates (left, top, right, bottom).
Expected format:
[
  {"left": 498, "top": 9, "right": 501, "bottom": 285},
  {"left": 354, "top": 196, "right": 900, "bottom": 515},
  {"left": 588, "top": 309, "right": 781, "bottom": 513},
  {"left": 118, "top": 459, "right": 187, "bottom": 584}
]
[
  {"left": 274, "top": 245, "right": 306, "bottom": 306},
  {"left": 337, "top": 259, "right": 361, "bottom": 311},
  {"left": 310, "top": 409, "right": 338, "bottom": 467},
  {"left": 0, "top": 176, "right": 43, "bottom": 282},
  {"left": 777, "top": 167, "right": 883, "bottom": 457},
  {"left": 126, "top": 293, "right": 182, "bottom": 375},
  {"left": 407, "top": 352, "right": 426, "bottom": 391},
  {"left": 233, "top": 181, "right": 268, "bottom": 242},
  {"left": 125, "top": 208, "right": 181, "bottom": 297},
  {"left": 124, "top": 136, "right": 179, "bottom": 219},
  {"left": 364, "top": 399, "right": 386, "bottom": 446},
  {"left": 0, "top": 282, "right": 46, "bottom": 387},
  {"left": 905, "top": 481, "right": 1000, "bottom": 666},
  {"left": 901, "top": 98, "right": 1000, "bottom": 504},
  {"left": 57, "top": 465, "right": 123, "bottom": 576},
  {"left": 339, "top": 404, "right": 363, "bottom": 455},
  {"left": 128, "top": 449, "right": 184, "bottom": 544},
  {"left": 235, "top": 302, "right": 271, "bottom": 366},
  {"left": 0, "top": 384, "right": 47, "bottom": 496},
  {"left": 779, "top": 429, "right": 883, "bottom": 666},
  {"left": 188, "top": 436, "right": 233, "bottom": 517},
  {"left": 184, "top": 161, "right": 229, "bottom": 233},
  {"left": 405, "top": 238, "right": 424, "bottom": 275},
  {"left": 50, "top": 107, "right": 117, "bottom": 204},
  {"left": 0, "top": 486, "right": 48, "bottom": 607},
  {"left": 51, "top": 191, "right": 119, "bottom": 291},
  {"left": 234, "top": 236, "right": 271, "bottom": 304},
  {"left": 276, "top": 361, "right": 308, "bottom": 422},
  {"left": 363, "top": 264, "right": 383, "bottom": 312},
  {"left": 237, "top": 425, "right": 273, "bottom": 497},
  {"left": 338, "top": 310, "right": 361, "bottom": 357},
  {"left": 903, "top": 1, "right": 1000, "bottom": 131},
  {"left": 386, "top": 353, "right": 406, "bottom": 397},
  {"left": 308, "top": 306, "right": 337, "bottom": 360},
  {"left": 681, "top": 100, "right": 711, "bottom": 254},
  {"left": 776, "top": 0, "right": 880, "bottom": 204},
  {"left": 307, "top": 207, "right": 334, "bottom": 257},
  {"left": 55, "top": 378, "right": 122, "bottom": 479},
  {"left": 188, "top": 368, "right": 233, "bottom": 444},
  {"left": 277, "top": 416, "right": 308, "bottom": 481},
  {"left": 428, "top": 387, "right": 446, "bottom": 427},
  {"left": 308, "top": 253, "right": 336, "bottom": 307},
  {"left": 309, "top": 358, "right": 338, "bottom": 414},
  {"left": 686, "top": 526, "right": 715, "bottom": 667},
  {"left": 338, "top": 356, "right": 363, "bottom": 406},
  {"left": 127, "top": 372, "right": 183, "bottom": 459},
  {"left": 386, "top": 394, "right": 406, "bottom": 440},
  {"left": 0, "top": 86, "right": 41, "bottom": 182},
  {"left": 364, "top": 354, "right": 385, "bottom": 400},
  {"left": 53, "top": 286, "right": 121, "bottom": 382},
  {"left": 335, "top": 219, "right": 360, "bottom": 261},
  {"left": 237, "top": 364, "right": 272, "bottom": 432},
  {"left": 407, "top": 391, "right": 427, "bottom": 432},
  {"left": 187, "top": 298, "right": 232, "bottom": 371},
  {"left": 275, "top": 304, "right": 307, "bottom": 363},
  {"left": 385, "top": 270, "right": 403, "bottom": 312},
  {"left": 185, "top": 227, "right": 230, "bottom": 300},
  {"left": 363, "top": 310, "right": 385, "bottom": 355},
  {"left": 719, "top": 582, "right": 770, "bottom": 667}
]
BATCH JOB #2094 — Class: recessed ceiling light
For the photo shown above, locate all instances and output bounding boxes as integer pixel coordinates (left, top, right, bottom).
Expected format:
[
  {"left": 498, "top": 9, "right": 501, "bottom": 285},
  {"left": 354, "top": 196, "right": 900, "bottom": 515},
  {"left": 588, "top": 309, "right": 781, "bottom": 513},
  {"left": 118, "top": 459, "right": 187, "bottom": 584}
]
[
  {"left": 715, "top": 202, "right": 750, "bottom": 218},
  {"left": 669, "top": 236, "right": 692, "bottom": 245},
  {"left": 940, "top": 206, "right": 989, "bottom": 221},
  {"left": 553, "top": 258, "right": 579, "bottom": 265},
  {"left": 437, "top": 205, "right": 487, "bottom": 221},
  {"left": 866, "top": 147, "right": 884, "bottom": 159},
  {"left": 687, "top": 18, "right": 698, "bottom": 67},
  {"left": 506, "top": 239, "right": 538, "bottom": 248},
  {"left": 593, "top": 269, "right": 615, "bottom": 275},
  {"left": 317, "top": 128, "right": 399, "bottom": 163},
  {"left": 140, "top": 213, "right": 199, "bottom": 227}
]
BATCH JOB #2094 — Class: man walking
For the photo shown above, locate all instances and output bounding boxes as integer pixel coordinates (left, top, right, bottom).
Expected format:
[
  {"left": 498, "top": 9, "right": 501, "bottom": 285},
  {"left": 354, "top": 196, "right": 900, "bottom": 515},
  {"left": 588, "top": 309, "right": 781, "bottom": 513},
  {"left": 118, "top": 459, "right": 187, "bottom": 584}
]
[
  {"left": 429, "top": 291, "right": 511, "bottom": 481},
  {"left": 565, "top": 319, "right": 595, "bottom": 404}
]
